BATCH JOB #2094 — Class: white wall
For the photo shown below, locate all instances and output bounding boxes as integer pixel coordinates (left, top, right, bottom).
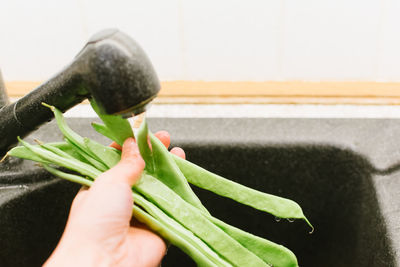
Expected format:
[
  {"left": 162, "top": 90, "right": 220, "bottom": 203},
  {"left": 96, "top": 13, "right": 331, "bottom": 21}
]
[{"left": 1, "top": 0, "right": 399, "bottom": 82}]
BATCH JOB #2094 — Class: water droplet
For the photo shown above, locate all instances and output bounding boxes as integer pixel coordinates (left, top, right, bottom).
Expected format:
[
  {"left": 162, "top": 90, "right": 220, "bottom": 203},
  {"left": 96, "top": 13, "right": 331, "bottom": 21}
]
[
  {"left": 274, "top": 217, "right": 281, "bottom": 222},
  {"left": 287, "top": 218, "right": 295, "bottom": 223}
]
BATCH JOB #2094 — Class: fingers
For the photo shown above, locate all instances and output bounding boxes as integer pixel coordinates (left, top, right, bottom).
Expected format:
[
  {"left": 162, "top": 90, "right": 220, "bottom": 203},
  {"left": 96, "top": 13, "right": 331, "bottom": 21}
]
[
  {"left": 154, "top": 131, "right": 170, "bottom": 149},
  {"left": 155, "top": 130, "right": 185, "bottom": 159},
  {"left": 170, "top": 147, "right": 186, "bottom": 159},
  {"left": 113, "top": 137, "right": 145, "bottom": 186},
  {"left": 110, "top": 131, "right": 170, "bottom": 150},
  {"left": 110, "top": 130, "right": 185, "bottom": 164}
]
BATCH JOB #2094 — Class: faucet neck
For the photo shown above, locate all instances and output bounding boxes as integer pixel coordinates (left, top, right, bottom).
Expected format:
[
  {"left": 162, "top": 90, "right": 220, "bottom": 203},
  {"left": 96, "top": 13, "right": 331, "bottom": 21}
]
[{"left": 0, "top": 65, "right": 87, "bottom": 157}]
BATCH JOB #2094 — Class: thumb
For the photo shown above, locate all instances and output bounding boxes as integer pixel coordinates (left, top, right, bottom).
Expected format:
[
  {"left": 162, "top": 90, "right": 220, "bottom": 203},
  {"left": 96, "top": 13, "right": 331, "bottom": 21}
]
[
  {"left": 65, "top": 138, "right": 145, "bottom": 230},
  {"left": 94, "top": 137, "right": 145, "bottom": 187}
]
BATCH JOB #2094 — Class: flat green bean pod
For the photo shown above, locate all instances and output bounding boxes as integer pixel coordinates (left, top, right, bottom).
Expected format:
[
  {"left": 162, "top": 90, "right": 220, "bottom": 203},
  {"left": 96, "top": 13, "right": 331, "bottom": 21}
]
[
  {"left": 91, "top": 122, "right": 118, "bottom": 144},
  {"left": 172, "top": 154, "right": 313, "bottom": 231},
  {"left": 83, "top": 137, "right": 121, "bottom": 169},
  {"left": 7, "top": 145, "right": 51, "bottom": 164},
  {"left": 42, "top": 103, "right": 111, "bottom": 170},
  {"left": 205, "top": 213, "right": 298, "bottom": 267},
  {"left": 146, "top": 131, "right": 208, "bottom": 213},
  {"left": 90, "top": 100, "right": 133, "bottom": 146},
  {"left": 48, "top": 142, "right": 91, "bottom": 163},
  {"left": 136, "top": 118, "right": 154, "bottom": 172},
  {"left": 135, "top": 173, "right": 268, "bottom": 267},
  {"left": 17, "top": 137, "right": 101, "bottom": 179},
  {"left": 65, "top": 139, "right": 108, "bottom": 172}
]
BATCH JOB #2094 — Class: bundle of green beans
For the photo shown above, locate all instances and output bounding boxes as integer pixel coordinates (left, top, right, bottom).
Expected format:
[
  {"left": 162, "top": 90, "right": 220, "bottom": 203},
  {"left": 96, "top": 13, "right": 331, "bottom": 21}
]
[{"left": 6, "top": 101, "right": 313, "bottom": 267}]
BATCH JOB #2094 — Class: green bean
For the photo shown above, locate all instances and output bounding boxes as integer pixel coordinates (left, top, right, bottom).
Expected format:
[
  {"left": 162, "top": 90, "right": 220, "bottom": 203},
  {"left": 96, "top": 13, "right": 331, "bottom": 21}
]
[
  {"left": 49, "top": 142, "right": 91, "bottom": 164},
  {"left": 205, "top": 213, "right": 297, "bottom": 267},
  {"left": 7, "top": 141, "right": 88, "bottom": 165},
  {"left": 83, "top": 137, "right": 121, "bottom": 168},
  {"left": 17, "top": 137, "right": 101, "bottom": 179},
  {"left": 90, "top": 100, "right": 133, "bottom": 146},
  {"left": 131, "top": 206, "right": 222, "bottom": 267},
  {"left": 91, "top": 122, "right": 118, "bottom": 143},
  {"left": 131, "top": 205, "right": 223, "bottom": 267},
  {"left": 135, "top": 173, "right": 268, "bottom": 267},
  {"left": 48, "top": 123, "right": 121, "bottom": 171},
  {"left": 48, "top": 141, "right": 74, "bottom": 151},
  {"left": 172, "top": 154, "right": 313, "bottom": 231},
  {"left": 132, "top": 191, "right": 232, "bottom": 267},
  {"left": 40, "top": 142, "right": 79, "bottom": 161},
  {"left": 7, "top": 145, "right": 51, "bottom": 164},
  {"left": 43, "top": 103, "right": 111, "bottom": 169},
  {"left": 147, "top": 132, "right": 208, "bottom": 213},
  {"left": 42, "top": 103, "right": 86, "bottom": 150},
  {"left": 46, "top": 102, "right": 122, "bottom": 171},
  {"left": 136, "top": 118, "right": 154, "bottom": 172},
  {"left": 42, "top": 141, "right": 116, "bottom": 174},
  {"left": 42, "top": 164, "right": 93, "bottom": 186},
  {"left": 64, "top": 139, "right": 108, "bottom": 172}
]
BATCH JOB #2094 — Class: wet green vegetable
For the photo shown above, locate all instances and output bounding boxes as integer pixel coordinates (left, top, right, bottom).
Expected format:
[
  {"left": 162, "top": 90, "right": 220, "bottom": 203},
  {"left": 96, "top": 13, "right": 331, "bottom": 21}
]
[
  {"left": 172, "top": 155, "right": 313, "bottom": 231},
  {"left": 6, "top": 102, "right": 313, "bottom": 267}
]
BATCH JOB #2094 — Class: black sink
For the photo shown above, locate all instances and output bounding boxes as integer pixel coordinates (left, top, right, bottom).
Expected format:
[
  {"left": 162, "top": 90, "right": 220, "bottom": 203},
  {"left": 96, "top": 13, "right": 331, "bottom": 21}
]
[{"left": 0, "top": 118, "right": 399, "bottom": 266}]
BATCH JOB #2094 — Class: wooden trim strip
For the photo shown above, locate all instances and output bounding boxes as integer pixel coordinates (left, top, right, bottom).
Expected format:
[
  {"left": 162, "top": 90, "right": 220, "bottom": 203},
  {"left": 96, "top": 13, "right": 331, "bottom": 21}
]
[
  {"left": 153, "top": 96, "right": 400, "bottom": 105},
  {"left": 5, "top": 81, "right": 400, "bottom": 105},
  {"left": 159, "top": 81, "right": 400, "bottom": 97}
]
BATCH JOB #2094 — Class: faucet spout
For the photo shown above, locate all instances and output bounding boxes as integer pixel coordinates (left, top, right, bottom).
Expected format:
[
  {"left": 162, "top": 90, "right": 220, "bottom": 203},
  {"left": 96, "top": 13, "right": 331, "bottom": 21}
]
[{"left": 0, "top": 29, "right": 160, "bottom": 156}]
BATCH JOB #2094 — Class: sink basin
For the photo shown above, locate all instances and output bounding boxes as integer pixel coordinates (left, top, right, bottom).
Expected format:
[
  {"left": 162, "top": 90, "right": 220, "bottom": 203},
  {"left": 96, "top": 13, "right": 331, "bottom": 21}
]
[{"left": 0, "top": 117, "right": 399, "bottom": 266}]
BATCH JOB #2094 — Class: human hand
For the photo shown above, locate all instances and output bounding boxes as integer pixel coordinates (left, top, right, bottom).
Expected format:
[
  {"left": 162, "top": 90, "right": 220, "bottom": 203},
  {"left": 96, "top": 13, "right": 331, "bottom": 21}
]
[{"left": 44, "top": 131, "right": 185, "bottom": 267}]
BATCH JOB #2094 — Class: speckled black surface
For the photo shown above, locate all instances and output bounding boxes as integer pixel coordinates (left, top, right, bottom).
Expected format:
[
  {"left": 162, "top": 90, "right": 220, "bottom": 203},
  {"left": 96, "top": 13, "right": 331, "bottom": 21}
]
[{"left": 0, "top": 118, "right": 399, "bottom": 266}]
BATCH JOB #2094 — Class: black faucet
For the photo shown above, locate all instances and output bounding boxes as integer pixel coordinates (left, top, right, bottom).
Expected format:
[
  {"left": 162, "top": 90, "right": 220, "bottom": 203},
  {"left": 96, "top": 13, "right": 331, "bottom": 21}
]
[{"left": 0, "top": 29, "right": 160, "bottom": 156}]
